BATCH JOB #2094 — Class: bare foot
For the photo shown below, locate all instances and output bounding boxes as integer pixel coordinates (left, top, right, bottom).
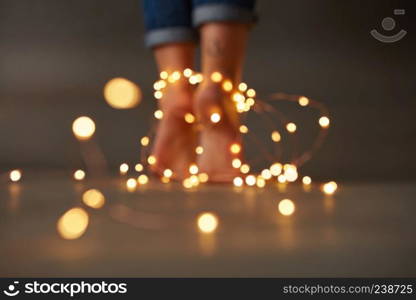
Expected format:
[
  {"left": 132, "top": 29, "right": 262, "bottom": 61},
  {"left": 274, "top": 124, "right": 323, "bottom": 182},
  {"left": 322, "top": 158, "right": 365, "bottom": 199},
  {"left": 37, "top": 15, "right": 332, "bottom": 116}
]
[
  {"left": 150, "top": 83, "right": 196, "bottom": 180},
  {"left": 194, "top": 82, "right": 242, "bottom": 182}
]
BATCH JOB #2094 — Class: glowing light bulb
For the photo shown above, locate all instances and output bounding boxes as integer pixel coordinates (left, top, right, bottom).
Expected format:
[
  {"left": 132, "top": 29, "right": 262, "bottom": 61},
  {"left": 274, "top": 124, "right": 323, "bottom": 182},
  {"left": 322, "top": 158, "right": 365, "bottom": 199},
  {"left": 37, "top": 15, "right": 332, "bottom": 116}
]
[
  {"left": 256, "top": 176, "right": 266, "bottom": 188},
  {"left": 140, "top": 136, "right": 150, "bottom": 146},
  {"left": 230, "top": 143, "right": 241, "bottom": 154},
  {"left": 82, "top": 189, "right": 105, "bottom": 209},
  {"left": 210, "top": 72, "right": 223, "bottom": 82},
  {"left": 73, "top": 169, "right": 85, "bottom": 181},
  {"left": 72, "top": 116, "right": 96, "bottom": 140},
  {"left": 183, "top": 68, "right": 193, "bottom": 77},
  {"left": 222, "top": 80, "right": 233, "bottom": 92},
  {"left": 183, "top": 178, "right": 193, "bottom": 189},
  {"left": 302, "top": 176, "right": 312, "bottom": 185},
  {"left": 233, "top": 176, "right": 244, "bottom": 187},
  {"left": 245, "top": 175, "right": 256, "bottom": 186},
  {"left": 189, "top": 164, "right": 199, "bottom": 175},
  {"left": 119, "top": 163, "right": 129, "bottom": 175},
  {"left": 160, "top": 71, "right": 168, "bottom": 79},
  {"left": 246, "top": 88, "right": 256, "bottom": 97},
  {"left": 135, "top": 163, "right": 143, "bottom": 172},
  {"left": 57, "top": 207, "right": 89, "bottom": 240},
  {"left": 154, "top": 91, "right": 163, "bottom": 99},
  {"left": 103, "top": 77, "right": 141, "bottom": 109},
  {"left": 261, "top": 169, "right": 272, "bottom": 180},
  {"left": 195, "top": 146, "right": 204, "bottom": 155},
  {"left": 270, "top": 163, "right": 282, "bottom": 176},
  {"left": 210, "top": 113, "right": 221, "bottom": 123},
  {"left": 271, "top": 131, "right": 281, "bottom": 142},
  {"left": 286, "top": 122, "right": 297, "bottom": 133},
  {"left": 298, "top": 96, "right": 309, "bottom": 106},
  {"left": 138, "top": 174, "right": 149, "bottom": 185},
  {"left": 278, "top": 174, "right": 287, "bottom": 183},
  {"left": 163, "top": 169, "right": 173, "bottom": 178},
  {"left": 283, "top": 164, "right": 298, "bottom": 182},
  {"left": 278, "top": 199, "right": 295, "bottom": 216},
  {"left": 9, "top": 169, "right": 22, "bottom": 182},
  {"left": 238, "top": 82, "right": 248, "bottom": 92},
  {"left": 239, "top": 125, "right": 248, "bottom": 134},
  {"left": 197, "top": 212, "right": 218, "bottom": 233},
  {"left": 184, "top": 113, "right": 195, "bottom": 124},
  {"left": 161, "top": 176, "right": 170, "bottom": 183},
  {"left": 147, "top": 155, "right": 157, "bottom": 165},
  {"left": 126, "top": 178, "right": 137, "bottom": 191},
  {"left": 154, "top": 110, "right": 163, "bottom": 119},
  {"left": 198, "top": 173, "right": 209, "bottom": 183},
  {"left": 232, "top": 158, "right": 242, "bottom": 168},
  {"left": 240, "top": 164, "right": 250, "bottom": 174},
  {"left": 319, "top": 116, "right": 330, "bottom": 128},
  {"left": 323, "top": 181, "right": 338, "bottom": 195}
]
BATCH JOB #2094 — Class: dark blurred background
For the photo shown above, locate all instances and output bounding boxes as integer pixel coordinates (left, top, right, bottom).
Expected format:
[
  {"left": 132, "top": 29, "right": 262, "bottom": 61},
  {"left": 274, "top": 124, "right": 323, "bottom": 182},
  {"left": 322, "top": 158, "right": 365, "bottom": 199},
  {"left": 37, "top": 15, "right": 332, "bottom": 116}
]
[{"left": 0, "top": 0, "right": 415, "bottom": 181}]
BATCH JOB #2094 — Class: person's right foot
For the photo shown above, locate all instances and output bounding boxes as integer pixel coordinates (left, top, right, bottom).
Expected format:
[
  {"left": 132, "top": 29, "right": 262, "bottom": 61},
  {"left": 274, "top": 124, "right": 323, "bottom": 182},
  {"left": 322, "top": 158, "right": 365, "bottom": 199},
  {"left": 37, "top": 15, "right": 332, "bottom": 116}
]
[
  {"left": 150, "top": 83, "right": 196, "bottom": 180},
  {"left": 194, "top": 81, "right": 242, "bottom": 182}
]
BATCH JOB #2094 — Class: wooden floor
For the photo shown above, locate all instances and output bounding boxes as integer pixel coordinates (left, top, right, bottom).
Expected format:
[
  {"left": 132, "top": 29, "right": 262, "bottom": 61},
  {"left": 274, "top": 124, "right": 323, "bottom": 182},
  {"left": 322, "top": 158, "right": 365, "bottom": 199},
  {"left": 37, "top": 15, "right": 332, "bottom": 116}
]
[{"left": 1, "top": 170, "right": 415, "bottom": 277}]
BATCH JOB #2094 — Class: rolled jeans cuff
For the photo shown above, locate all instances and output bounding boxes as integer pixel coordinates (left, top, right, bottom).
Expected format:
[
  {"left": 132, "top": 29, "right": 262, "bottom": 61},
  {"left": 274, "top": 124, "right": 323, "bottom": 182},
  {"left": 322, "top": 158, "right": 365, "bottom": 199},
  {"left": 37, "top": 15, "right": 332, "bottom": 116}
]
[
  {"left": 145, "top": 27, "right": 197, "bottom": 48},
  {"left": 193, "top": 3, "right": 257, "bottom": 27}
]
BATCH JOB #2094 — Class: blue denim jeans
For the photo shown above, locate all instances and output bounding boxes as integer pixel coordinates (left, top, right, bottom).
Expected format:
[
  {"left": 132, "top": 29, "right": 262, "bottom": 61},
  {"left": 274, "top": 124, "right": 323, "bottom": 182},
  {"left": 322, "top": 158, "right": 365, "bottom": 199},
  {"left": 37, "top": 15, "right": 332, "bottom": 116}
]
[{"left": 142, "top": 0, "right": 257, "bottom": 48}]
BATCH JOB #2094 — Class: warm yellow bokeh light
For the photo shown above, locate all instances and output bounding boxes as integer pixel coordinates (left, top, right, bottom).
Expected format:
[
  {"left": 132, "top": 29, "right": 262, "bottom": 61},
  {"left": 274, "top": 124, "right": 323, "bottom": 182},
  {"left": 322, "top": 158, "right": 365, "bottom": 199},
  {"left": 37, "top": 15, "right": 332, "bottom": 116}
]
[
  {"left": 222, "top": 80, "right": 233, "bottom": 92},
  {"left": 184, "top": 113, "right": 195, "bottom": 124},
  {"left": 189, "top": 164, "right": 199, "bottom": 175},
  {"left": 278, "top": 199, "right": 295, "bottom": 216},
  {"left": 232, "top": 158, "right": 242, "bottom": 168},
  {"left": 230, "top": 143, "right": 241, "bottom": 154},
  {"left": 319, "top": 116, "right": 330, "bottom": 128},
  {"left": 261, "top": 169, "right": 272, "bottom": 180},
  {"left": 73, "top": 169, "right": 85, "bottom": 181},
  {"left": 140, "top": 136, "right": 150, "bottom": 146},
  {"left": 240, "top": 164, "right": 250, "bottom": 174},
  {"left": 278, "top": 174, "right": 287, "bottom": 183},
  {"left": 126, "top": 178, "right": 137, "bottom": 191},
  {"left": 233, "top": 176, "right": 244, "bottom": 187},
  {"left": 195, "top": 146, "right": 204, "bottom": 155},
  {"left": 103, "top": 77, "right": 141, "bottom": 109},
  {"left": 238, "top": 82, "right": 248, "bottom": 92},
  {"left": 323, "top": 181, "right": 338, "bottom": 195},
  {"left": 286, "top": 122, "right": 297, "bottom": 133},
  {"left": 119, "top": 163, "right": 129, "bottom": 175},
  {"left": 256, "top": 176, "right": 266, "bottom": 188},
  {"left": 197, "top": 212, "right": 218, "bottom": 233},
  {"left": 138, "top": 174, "right": 149, "bottom": 185},
  {"left": 135, "top": 163, "right": 143, "bottom": 172},
  {"left": 198, "top": 173, "right": 209, "bottom": 183},
  {"left": 57, "top": 207, "right": 89, "bottom": 240},
  {"left": 271, "top": 131, "right": 281, "bottom": 142},
  {"left": 72, "top": 116, "right": 96, "bottom": 140},
  {"left": 298, "top": 96, "right": 309, "bottom": 107},
  {"left": 183, "top": 68, "right": 193, "bottom": 77},
  {"left": 239, "top": 125, "right": 249, "bottom": 134},
  {"left": 154, "top": 109, "right": 163, "bottom": 120},
  {"left": 82, "top": 189, "right": 105, "bottom": 209},
  {"left": 154, "top": 91, "right": 163, "bottom": 99},
  {"left": 183, "top": 178, "right": 193, "bottom": 189},
  {"left": 210, "top": 113, "right": 221, "bottom": 123},
  {"left": 160, "top": 71, "right": 168, "bottom": 79},
  {"left": 147, "top": 155, "right": 157, "bottom": 165},
  {"left": 163, "top": 169, "right": 173, "bottom": 178},
  {"left": 9, "top": 169, "right": 22, "bottom": 182},
  {"left": 245, "top": 175, "right": 256, "bottom": 186},
  {"left": 284, "top": 164, "right": 298, "bottom": 182},
  {"left": 302, "top": 176, "right": 312, "bottom": 185},
  {"left": 270, "top": 163, "right": 282, "bottom": 176},
  {"left": 210, "top": 72, "right": 223, "bottom": 82},
  {"left": 246, "top": 88, "right": 256, "bottom": 98}
]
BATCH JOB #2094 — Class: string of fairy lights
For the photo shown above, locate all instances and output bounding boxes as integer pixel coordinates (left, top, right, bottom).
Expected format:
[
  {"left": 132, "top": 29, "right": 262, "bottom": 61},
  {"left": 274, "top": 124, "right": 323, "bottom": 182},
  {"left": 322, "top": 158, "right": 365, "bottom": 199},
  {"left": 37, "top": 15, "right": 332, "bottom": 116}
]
[{"left": 3, "top": 69, "right": 338, "bottom": 240}]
